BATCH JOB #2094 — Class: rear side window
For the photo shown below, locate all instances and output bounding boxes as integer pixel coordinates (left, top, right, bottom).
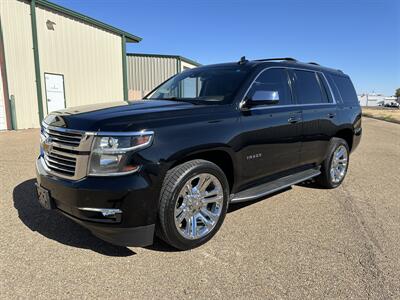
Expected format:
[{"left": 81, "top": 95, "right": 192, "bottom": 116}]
[
  {"left": 330, "top": 75, "right": 358, "bottom": 105},
  {"left": 293, "top": 70, "right": 328, "bottom": 104},
  {"left": 247, "top": 68, "right": 293, "bottom": 105},
  {"left": 317, "top": 73, "right": 333, "bottom": 103},
  {"left": 325, "top": 74, "right": 341, "bottom": 102}
]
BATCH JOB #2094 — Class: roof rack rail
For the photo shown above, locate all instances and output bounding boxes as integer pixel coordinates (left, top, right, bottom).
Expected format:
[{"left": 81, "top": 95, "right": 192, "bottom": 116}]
[
  {"left": 308, "top": 62, "right": 320, "bottom": 66},
  {"left": 238, "top": 56, "right": 248, "bottom": 65},
  {"left": 255, "top": 57, "right": 298, "bottom": 62}
]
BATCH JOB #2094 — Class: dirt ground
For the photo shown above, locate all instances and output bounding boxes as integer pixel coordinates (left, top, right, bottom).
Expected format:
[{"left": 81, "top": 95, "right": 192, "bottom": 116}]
[{"left": 0, "top": 117, "right": 399, "bottom": 299}]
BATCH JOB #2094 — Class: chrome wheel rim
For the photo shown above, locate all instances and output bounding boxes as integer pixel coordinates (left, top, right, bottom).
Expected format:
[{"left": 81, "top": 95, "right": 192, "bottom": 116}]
[
  {"left": 330, "top": 145, "right": 348, "bottom": 183},
  {"left": 174, "top": 173, "right": 224, "bottom": 240}
]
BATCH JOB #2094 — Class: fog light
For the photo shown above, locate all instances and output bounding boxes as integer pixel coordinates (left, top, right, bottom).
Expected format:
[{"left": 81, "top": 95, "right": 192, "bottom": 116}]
[{"left": 78, "top": 207, "right": 122, "bottom": 217}]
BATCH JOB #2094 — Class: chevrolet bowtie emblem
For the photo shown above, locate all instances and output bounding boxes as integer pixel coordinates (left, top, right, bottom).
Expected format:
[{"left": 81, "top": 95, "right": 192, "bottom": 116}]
[{"left": 42, "top": 136, "right": 53, "bottom": 154}]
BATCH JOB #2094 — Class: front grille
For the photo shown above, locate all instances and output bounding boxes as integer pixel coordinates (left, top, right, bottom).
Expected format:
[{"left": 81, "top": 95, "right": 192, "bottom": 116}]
[
  {"left": 41, "top": 124, "right": 92, "bottom": 180},
  {"left": 44, "top": 127, "right": 83, "bottom": 147},
  {"left": 44, "top": 152, "right": 76, "bottom": 176}
]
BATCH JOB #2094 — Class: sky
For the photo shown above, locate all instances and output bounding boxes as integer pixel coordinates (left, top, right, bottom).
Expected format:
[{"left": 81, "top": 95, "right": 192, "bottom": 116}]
[{"left": 52, "top": 0, "right": 400, "bottom": 96}]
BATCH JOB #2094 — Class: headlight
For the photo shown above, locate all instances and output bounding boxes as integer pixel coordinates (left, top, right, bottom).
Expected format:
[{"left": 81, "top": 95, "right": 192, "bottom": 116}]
[{"left": 88, "top": 131, "right": 153, "bottom": 176}]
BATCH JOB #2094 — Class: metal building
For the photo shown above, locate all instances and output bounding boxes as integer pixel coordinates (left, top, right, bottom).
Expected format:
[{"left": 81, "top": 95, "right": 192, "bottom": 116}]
[
  {"left": 127, "top": 53, "right": 200, "bottom": 99},
  {"left": 358, "top": 93, "right": 398, "bottom": 107},
  {"left": 0, "top": 0, "right": 141, "bottom": 130}
]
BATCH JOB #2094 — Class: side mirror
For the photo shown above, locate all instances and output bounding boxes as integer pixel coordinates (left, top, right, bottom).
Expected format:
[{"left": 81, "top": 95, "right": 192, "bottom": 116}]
[
  {"left": 250, "top": 90, "right": 280, "bottom": 105},
  {"left": 240, "top": 90, "right": 280, "bottom": 111}
]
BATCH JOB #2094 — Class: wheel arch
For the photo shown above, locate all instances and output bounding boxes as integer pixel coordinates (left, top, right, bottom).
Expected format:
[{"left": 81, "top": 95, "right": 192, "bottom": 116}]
[
  {"left": 334, "top": 128, "right": 354, "bottom": 151},
  {"left": 170, "top": 149, "right": 235, "bottom": 192}
]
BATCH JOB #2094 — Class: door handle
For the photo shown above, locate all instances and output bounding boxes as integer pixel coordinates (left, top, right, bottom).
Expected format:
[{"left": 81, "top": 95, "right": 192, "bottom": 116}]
[
  {"left": 288, "top": 116, "right": 301, "bottom": 124},
  {"left": 327, "top": 113, "right": 336, "bottom": 118}
]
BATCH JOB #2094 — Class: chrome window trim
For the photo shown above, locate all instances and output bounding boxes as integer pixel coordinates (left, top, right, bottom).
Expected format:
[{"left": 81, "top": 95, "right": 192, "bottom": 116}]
[
  {"left": 246, "top": 103, "right": 336, "bottom": 111},
  {"left": 239, "top": 66, "right": 337, "bottom": 111},
  {"left": 319, "top": 72, "right": 337, "bottom": 103}
]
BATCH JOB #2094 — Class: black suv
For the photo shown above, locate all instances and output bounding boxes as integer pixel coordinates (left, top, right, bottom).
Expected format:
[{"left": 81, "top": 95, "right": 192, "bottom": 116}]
[{"left": 36, "top": 57, "right": 362, "bottom": 250}]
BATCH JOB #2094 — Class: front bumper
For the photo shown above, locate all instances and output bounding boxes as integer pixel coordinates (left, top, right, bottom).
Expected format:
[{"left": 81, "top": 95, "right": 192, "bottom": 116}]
[{"left": 35, "top": 157, "right": 158, "bottom": 247}]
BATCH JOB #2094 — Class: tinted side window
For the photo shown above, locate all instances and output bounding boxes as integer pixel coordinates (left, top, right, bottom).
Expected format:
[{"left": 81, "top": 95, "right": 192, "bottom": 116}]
[
  {"left": 331, "top": 75, "right": 358, "bottom": 105},
  {"left": 325, "top": 74, "right": 341, "bottom": 103},
  {"left": 317, "top": 73, "right": 333, "bottom": 103},
  {"left": 248, "top": 68, "right": 292, "bottom": 105},
  {"left": 294, "top": 70, "right": 327, "bottom": 104}
]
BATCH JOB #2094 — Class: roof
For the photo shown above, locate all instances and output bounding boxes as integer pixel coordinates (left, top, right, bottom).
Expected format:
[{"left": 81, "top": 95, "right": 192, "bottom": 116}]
[
  {"left": 127, "top": 53, "right": 201, "bottom": 66},
  {"left": 35, "top": 0, "right": 142, "bottom": 43},
  {"left": 196, "top": 58, "right": 345, "bottom": 76}
]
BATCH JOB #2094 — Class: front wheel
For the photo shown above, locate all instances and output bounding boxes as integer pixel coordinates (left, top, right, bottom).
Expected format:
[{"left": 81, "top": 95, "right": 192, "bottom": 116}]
[
  {"left": 157, "top": 160, "right": 229, "bottom": 250},
  {"left": 316, "top": 138, "right": 350, "bottom": 189}
]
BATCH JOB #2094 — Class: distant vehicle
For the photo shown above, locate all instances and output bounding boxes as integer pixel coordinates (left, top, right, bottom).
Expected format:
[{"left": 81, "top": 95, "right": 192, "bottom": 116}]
[
  {"left": 36, "top": 57, "right": 362, "bottom": 250},
  {"left": 384, "top": 102, "right": 400, "bottom": 108}
]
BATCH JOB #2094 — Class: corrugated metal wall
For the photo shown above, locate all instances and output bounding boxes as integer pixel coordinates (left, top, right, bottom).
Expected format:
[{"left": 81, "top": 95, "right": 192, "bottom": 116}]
[
  {"left": 127, "top": 56, "right": 178, "bottom": 100},
  {"left": 0, "top": 0, "right": 125, "bottom": 129},
  {"left": 36, "top": 6, "right": 124, "bottom": 114},
  {"left": 0, "top": 0, "right": 39, "bottom": 129},
  {"left": 0, "top": 62, "right": 6, "bottom": 130}
]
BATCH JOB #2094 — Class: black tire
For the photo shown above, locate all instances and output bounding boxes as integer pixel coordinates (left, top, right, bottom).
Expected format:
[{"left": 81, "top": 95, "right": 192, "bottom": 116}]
[
  {"left": 316, "top": 138, "right": 350, "bottom": 189},
  {"left": 157, "top": 159, "right": 229, "bottom": 250}
]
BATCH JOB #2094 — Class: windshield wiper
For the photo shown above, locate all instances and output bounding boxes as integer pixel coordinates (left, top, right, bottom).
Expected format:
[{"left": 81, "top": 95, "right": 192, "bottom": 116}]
[{"left": 152, "top": 97, "right": 188, "bottom": 102}]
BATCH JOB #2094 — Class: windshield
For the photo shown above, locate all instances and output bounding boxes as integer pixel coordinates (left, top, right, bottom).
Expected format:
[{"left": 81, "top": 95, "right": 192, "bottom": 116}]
[{"left": 146, "top": 65, "right": 251, "bottom": 104}]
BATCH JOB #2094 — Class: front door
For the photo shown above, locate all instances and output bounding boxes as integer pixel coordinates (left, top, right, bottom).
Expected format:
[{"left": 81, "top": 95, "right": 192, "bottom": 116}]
[
  {"left": 45, "top": 73, "right": 65, "bottom": 113},
  {"left": 238, "top": 68, "right": 302, "bottom": 188}
]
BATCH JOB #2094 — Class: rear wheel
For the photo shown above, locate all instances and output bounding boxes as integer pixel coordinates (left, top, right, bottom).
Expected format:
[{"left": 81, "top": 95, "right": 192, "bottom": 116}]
[
  {"left": 158, "top": 160, "right": 229, "bottom": 250},
  {"left": 316, "top": 138, "right": 350, "bottom": 188}
]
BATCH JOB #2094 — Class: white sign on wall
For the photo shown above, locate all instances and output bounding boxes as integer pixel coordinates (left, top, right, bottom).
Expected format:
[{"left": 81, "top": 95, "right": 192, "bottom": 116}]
[{"left": 44, "top": 73, "right": 66, "bottom": 113}]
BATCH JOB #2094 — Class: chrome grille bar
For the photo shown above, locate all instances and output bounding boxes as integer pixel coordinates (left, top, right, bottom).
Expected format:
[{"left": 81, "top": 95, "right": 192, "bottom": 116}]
[
  {"left": 44, "top": 127, "right": 83, "bottom": 147},
  {"left": 44, "top": 158, "right": 75, "bottom": 175},
  {"left": 46, "top": 151, "right": 76, "bottom": 163},
  {"left": 44, "top": 154, "right": 76, "bottom": 169},
  {"left": 41, "top": 123, "right": 93, "bottom": 180}
]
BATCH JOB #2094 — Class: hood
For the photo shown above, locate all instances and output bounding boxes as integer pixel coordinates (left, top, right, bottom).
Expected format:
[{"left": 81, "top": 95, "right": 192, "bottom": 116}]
[{"left": 43, "top": 99, "right": 214, "bottom": 132}]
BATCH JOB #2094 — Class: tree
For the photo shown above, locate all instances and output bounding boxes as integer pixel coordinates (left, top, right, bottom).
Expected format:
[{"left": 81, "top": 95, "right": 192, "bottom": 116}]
[{"left": 395, "top": 88, "right": 400, "bottom": 98}]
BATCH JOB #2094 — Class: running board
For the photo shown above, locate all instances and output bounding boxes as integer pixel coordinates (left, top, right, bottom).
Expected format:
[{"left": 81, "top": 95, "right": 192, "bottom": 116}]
[{"left": 230, "top": 167, "right": 321, "bottom": 203}]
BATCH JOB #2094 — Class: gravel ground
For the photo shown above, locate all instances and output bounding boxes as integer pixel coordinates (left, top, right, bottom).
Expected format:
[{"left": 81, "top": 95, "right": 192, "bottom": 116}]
[{"left": 1, "top": 117, "right": 399, "bottom": 299}]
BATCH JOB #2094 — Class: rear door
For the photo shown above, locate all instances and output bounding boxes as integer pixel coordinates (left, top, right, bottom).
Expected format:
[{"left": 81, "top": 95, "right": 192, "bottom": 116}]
[
  {"left": 325, "top": 73, "right": 362, "bottom": 147},
  {"left": 290, "top": 69, "right": 337, "bottom": 165},
  {"left": 238, "top": 68, "right": 302, "bottom": 187}
]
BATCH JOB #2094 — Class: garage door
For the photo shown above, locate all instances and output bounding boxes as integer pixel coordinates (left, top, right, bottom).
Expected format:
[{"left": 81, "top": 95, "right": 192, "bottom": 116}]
[{"left": 0, "top": 68, "right": 7, "bottom": 130}]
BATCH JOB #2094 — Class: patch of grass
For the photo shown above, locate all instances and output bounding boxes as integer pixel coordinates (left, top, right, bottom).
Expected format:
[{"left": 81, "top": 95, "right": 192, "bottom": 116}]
[
  {"left": 362, "top": 112, "right": 400, "bottom": 124},
  {"left": 362, "top": 107, "right": 400, "bottom": 124}
]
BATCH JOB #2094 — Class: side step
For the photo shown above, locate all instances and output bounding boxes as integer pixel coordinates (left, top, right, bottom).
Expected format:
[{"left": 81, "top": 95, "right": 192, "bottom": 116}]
[{"left": 230, "top": 167, "right": 321, "bottom": 203}]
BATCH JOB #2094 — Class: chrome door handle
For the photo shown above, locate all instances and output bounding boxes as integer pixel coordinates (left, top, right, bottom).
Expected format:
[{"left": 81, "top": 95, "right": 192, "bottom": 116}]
[
  {"left": 327, "top": 113, "right": 336, "bottom": 118},
  {"left": 288, "top": 116, "right": 300, "bottom": 124}
]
